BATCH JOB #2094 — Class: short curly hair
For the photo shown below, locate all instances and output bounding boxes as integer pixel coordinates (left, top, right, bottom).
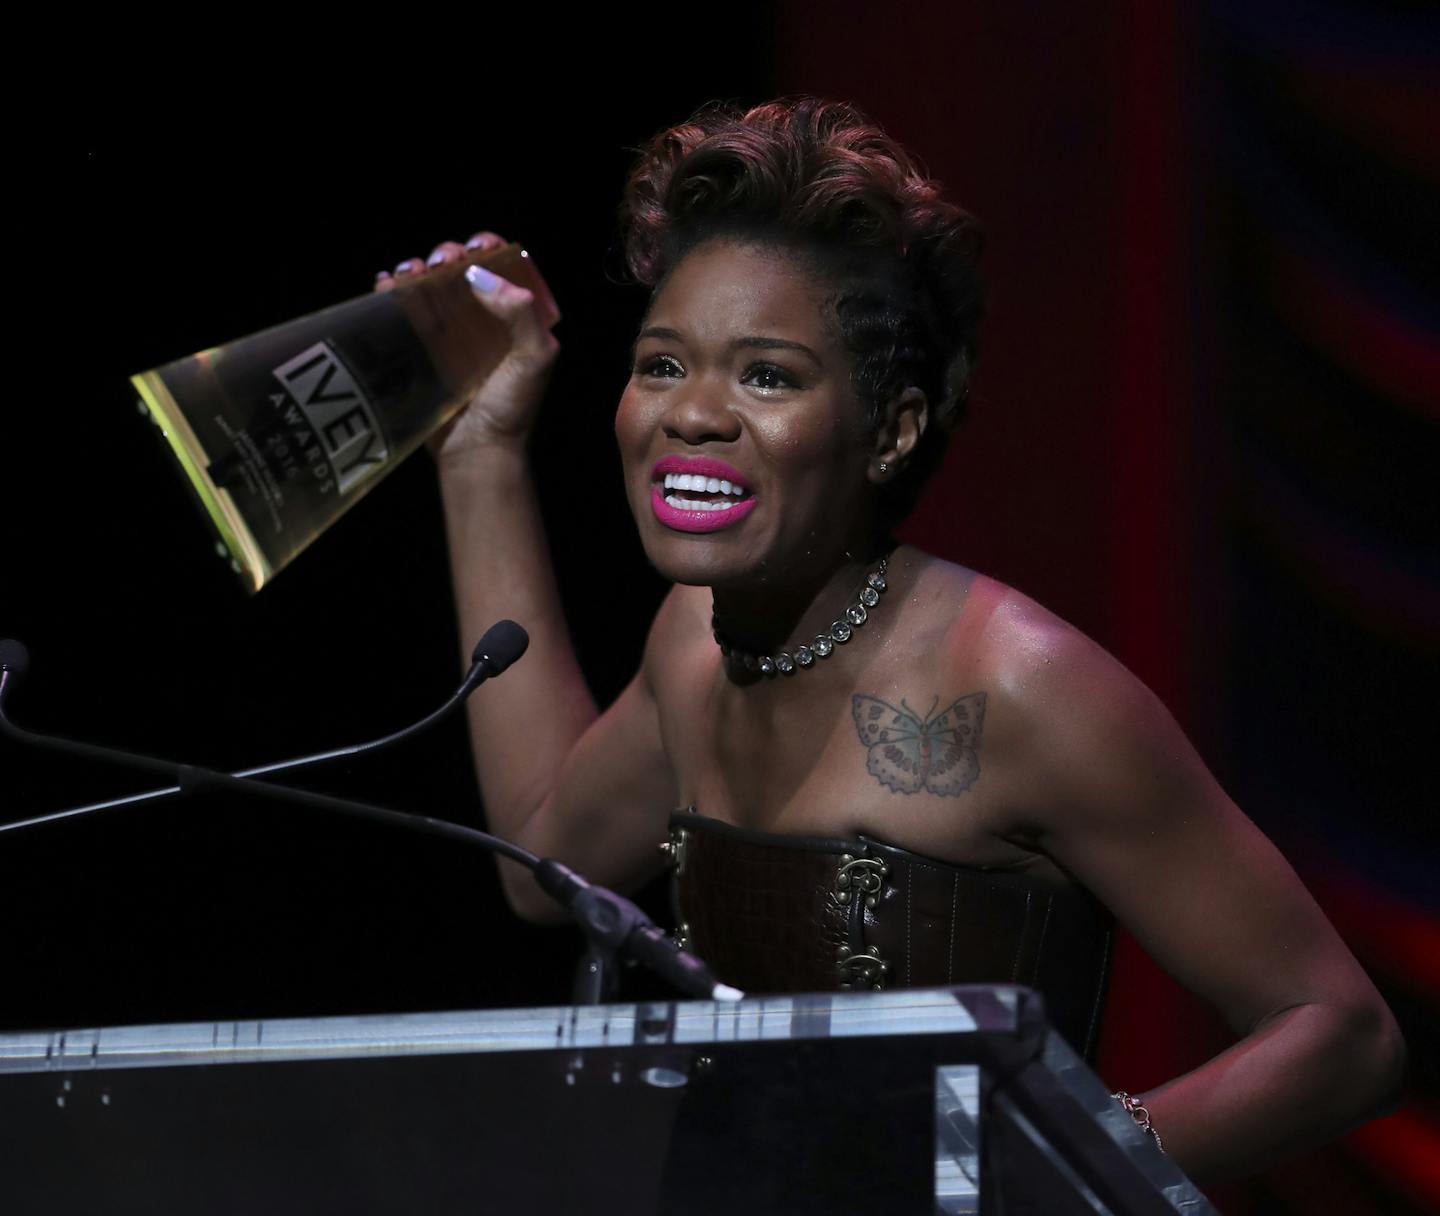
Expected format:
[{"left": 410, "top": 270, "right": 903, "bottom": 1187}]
[{"left": 620, "top": 97, "right": 984, "bottom": 521}]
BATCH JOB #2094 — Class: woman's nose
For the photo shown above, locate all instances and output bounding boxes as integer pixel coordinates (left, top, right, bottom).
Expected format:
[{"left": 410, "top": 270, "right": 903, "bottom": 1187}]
[{"left": 662, "top": 377, "right": 741, "bottom": 445}]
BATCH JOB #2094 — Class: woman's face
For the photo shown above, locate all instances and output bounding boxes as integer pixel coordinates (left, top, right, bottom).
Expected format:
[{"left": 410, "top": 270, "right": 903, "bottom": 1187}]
[{"left": 615, "top": 239, "right": 877, "bottom": 588}]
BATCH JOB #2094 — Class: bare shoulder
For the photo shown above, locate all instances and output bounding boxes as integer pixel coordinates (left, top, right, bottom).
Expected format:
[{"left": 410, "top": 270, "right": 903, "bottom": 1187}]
[
  {"left": 965, "top": 580, "right": 1158, "bottom": 722},
  {"left": 902, "top": 556, "right": 1125, "bottom": 700},
  {"left": 910, "top": 560, "right": 1203, "bottom": 837}
]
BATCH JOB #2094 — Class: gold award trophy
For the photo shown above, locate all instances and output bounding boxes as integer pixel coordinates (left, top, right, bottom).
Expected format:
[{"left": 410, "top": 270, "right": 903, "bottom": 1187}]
[{"left": 132, "top": 244, "right": 558, "bottom": 592}]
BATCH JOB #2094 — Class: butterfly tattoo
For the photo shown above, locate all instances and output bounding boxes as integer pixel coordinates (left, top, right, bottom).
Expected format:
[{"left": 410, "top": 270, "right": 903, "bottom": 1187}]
[{"left": 850, "top": 692, "right": 987, "bottom": 797}]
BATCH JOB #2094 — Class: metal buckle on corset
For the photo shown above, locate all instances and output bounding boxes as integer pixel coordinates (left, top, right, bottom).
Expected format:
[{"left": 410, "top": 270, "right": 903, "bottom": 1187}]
[
  {"left": 658, "top": 824, "right": 689, "bottom": 875},
  {"left": 661, "top": 825, "right": 691, "bottom": 949},
  {"left": 836, "top": 944, "right": 888, "bottom": 990},
  {"left": 834, "top": 852, "right": 889, "bottom": 990},
  {"left": 835, "top": 854, "right": 887, "bottom": 908}
]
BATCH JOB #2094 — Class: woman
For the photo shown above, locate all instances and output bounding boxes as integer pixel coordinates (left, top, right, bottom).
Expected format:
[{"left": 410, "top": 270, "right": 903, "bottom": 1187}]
[{"left": 379, "top": 100, "right": 1402, "bottom": 1183}]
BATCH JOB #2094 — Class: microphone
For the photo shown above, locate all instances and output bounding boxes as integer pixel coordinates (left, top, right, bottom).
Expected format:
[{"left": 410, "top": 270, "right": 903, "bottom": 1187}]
[
  {"left": 0, "top": 639, "right": 26, "bottom": 719},
  {"left": 0, "top": 622, "right": 528, "bottom": 833},
  {"left": 471, "top": 619, "right": 528, "bottom": 678},
  {"left": 0, "top": 638, "right": 28, "bottom": 682}
]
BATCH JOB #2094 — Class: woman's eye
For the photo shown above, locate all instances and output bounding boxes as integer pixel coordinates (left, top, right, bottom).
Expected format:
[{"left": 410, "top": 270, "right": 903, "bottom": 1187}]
[
  {"left": 741, "top": 362, "right": 797, "bottom": 392},
  {"left": 637, "top": 354, "right": 683, "bottom": 378}
]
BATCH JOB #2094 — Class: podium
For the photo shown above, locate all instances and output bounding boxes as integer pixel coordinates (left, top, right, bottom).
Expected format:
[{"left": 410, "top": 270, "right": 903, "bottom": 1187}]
[{"left": 0, "top": 986, "right": 1212, "bottom": 1214}]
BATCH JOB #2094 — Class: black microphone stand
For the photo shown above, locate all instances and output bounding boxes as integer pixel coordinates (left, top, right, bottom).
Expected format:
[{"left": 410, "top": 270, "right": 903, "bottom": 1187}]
[{"left": 0, "top": 638, "right": 740, "bottom": 1006}]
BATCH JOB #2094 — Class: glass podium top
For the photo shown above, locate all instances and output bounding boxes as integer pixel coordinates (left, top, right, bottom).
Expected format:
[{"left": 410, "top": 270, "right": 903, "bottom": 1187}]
[
  {"left": 0, "top": 984, "right": 1013, "bottom": 1075},
  {"left": 0, "top": 985, "right": 1212, "bottom": 1215}
]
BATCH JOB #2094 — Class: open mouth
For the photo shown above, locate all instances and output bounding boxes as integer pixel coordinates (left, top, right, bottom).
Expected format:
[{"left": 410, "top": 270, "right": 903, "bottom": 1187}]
[
  {"left": 649, "top": 457, "right": 757, "bottom": 533},
  {"left": 658, "top": 470, "right": 751, "bottom": 512}
]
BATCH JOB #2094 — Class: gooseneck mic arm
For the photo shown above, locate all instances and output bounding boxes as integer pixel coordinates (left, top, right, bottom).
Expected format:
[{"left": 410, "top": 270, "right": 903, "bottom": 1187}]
[
  {"left": 0, "top": 627, "right": 534, "bottom": 873},
  {"left": 0, "top": 632, "right": 741, "bottom": 1004},
  {"left": 170, "top": 763, "right": 542, "bottom": 869},
  {"left": 167, "top": 769, "right": 739, "bottom": 1002},
  {"left": 186, "top": 763, "right": 743, "bottom": 1002},
  {"left": 0, "top": 621, "right": 528, "bottom": 834}
]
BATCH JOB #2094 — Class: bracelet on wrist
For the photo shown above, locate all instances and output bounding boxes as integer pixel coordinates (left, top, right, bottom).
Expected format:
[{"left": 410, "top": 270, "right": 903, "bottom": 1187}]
[{"left": 1112, "top": 1091, "right": 1165, "bottom": 1153}]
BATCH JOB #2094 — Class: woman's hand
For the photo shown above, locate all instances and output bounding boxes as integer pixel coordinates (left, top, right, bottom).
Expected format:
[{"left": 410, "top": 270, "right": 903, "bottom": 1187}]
[
  {"left": 398, "top": 227, "right": 676, "bottom": 917},
  {"left": 375, "top": 230, "right": 560, "bottom": 462}
]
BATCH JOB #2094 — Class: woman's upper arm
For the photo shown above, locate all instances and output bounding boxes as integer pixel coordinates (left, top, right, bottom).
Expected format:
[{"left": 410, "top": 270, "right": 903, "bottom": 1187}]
[
  {"left": 1009, "top": 625, "right": 1381, "bottom": 1035},
  {"left": 498, "top": 594, "right": 686, "bottom": 920}
]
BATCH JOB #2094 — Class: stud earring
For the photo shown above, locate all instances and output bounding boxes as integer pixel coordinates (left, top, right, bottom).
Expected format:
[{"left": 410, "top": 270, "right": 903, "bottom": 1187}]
[{"left": 877, "top": 461, "right": 889, "bottom": 475}]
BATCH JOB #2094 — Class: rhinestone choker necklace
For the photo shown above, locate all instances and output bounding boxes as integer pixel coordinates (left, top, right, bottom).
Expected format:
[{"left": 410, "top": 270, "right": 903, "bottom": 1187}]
[{"left": 712, "top": 557, "right": 889, "bottom": 677}]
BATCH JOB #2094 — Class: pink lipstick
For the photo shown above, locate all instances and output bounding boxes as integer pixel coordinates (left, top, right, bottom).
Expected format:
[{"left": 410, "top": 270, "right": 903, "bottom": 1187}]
[
  {"left": 651, "top": 455, "right": 749, "bottom": 487},
  {"left": 650, "top": 455, "right": 757, "bottom": 534}
]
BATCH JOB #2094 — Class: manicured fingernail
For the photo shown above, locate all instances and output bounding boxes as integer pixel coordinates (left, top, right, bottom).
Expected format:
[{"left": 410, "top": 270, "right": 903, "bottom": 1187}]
[
  {"left": 465, "top": 235, "right": 493, "bottom": 250},
  {"left": 375, "top": 270, "right": 392, "bottom": 282},
  {"left": 395, "top": 259, "right": 419, "bottom": 275},
  {"left": 465, "top": 265, "right": 500, "bottom": 293},
  {"left": 426, "top": 249, "right": 448, "bottom": 267}
]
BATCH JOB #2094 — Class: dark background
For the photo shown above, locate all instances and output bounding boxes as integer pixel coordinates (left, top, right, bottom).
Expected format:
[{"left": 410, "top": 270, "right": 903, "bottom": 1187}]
[{"left": 4, "top": 4, "right": 1436, "bottom": 1212}]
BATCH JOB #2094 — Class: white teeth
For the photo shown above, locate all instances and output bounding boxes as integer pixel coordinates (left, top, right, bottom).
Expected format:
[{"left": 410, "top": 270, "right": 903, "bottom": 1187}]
[
  {"left": 656, "top": 470, "right": 750, "bottom": 499},
  {"left": 665, "top": 494, "right": 738, "bottom": 512}
]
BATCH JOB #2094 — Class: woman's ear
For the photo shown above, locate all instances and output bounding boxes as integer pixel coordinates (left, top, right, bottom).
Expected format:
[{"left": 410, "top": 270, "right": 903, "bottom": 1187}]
[{"left": 868, "top": 388, "right": 929, "bottom": 483}]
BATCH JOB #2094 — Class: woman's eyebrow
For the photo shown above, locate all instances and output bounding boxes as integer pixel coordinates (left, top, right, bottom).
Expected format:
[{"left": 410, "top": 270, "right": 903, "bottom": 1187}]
[
  {"left": 631, "top": 325, "right": 682, "bottom": 364},
  {"left": 630, "top": 325, "right": 679, "bottom": 365},
  {"left": 632, "top": 328, "right": 822, "bottom": 367},
  {"left": 733, "top": 335, "right": 821, "bottom": 365},
  {"left": 636, "top": 325, "right": 684, "bottom": 345}
]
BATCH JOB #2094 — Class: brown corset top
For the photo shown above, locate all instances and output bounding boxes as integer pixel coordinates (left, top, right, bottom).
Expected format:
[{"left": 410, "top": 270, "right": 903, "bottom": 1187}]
[{"left": 665, "top": 808, "right": 1114, "bottom": 1059}]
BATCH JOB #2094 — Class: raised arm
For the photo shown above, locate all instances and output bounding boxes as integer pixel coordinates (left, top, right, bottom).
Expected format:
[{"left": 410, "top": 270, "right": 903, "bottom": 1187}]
[
  {"left": 980, "top": 603, "right": 1405, "bottom": 1184},
  {"left": 382, "top": 235, "right": 678, "bottom": 920}
]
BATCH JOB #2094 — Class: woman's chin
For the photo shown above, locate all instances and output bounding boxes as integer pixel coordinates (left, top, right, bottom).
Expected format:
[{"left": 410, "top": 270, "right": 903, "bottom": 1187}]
[
  {"left": 642, "top": 544, "right": 739, "bottom": 588},
  {"left": 636, "top": 527, "right": 762, "bottom": 589}
]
